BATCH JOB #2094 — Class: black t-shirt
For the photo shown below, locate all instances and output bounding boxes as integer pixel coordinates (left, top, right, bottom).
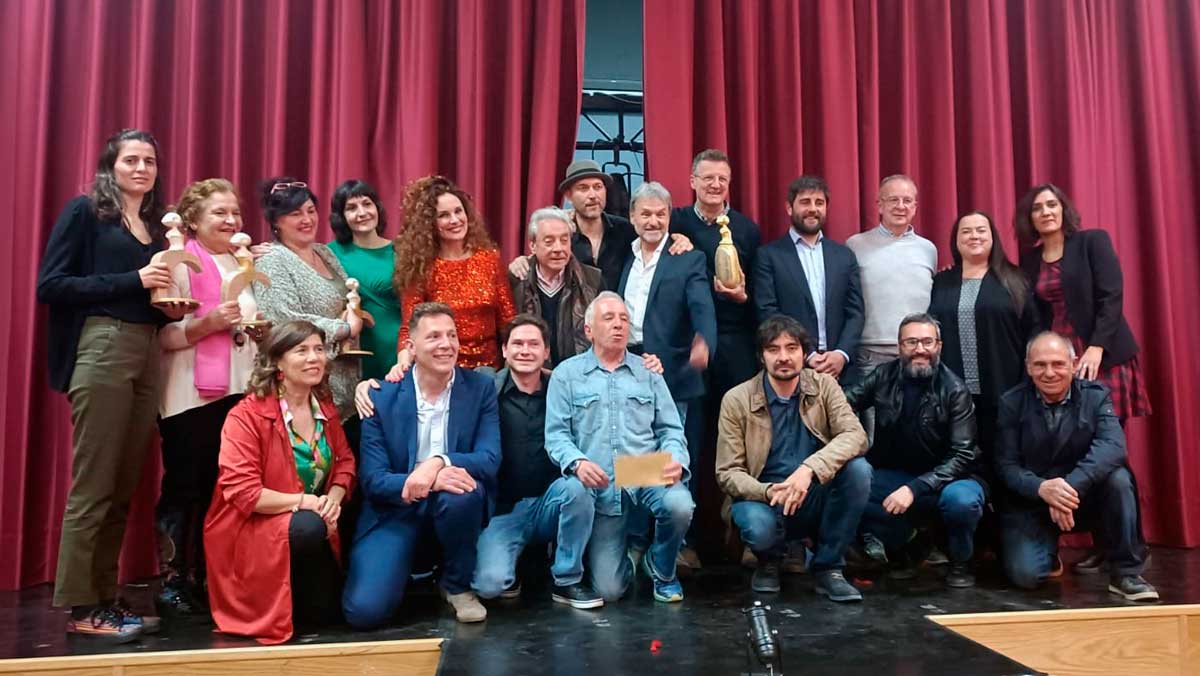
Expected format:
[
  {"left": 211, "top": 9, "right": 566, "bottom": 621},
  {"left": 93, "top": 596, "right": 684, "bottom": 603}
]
[
  {"left": 571, "top": 212, "right": 636, "bottom": 292},
  {"left": 495, "top": 372, "right": 560, "bottom": 514}
]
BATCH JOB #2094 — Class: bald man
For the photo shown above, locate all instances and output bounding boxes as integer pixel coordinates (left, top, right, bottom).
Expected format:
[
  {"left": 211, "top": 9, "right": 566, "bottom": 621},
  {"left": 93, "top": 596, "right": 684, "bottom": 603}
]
[{"left": 994, "top": 332, "right": 1157, "bottom": 601}]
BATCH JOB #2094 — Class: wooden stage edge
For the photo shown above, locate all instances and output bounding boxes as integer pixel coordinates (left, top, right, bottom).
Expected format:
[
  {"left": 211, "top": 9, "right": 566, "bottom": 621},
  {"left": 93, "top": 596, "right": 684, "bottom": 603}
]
[
  {"left": 0, "top": 637, "right": 443, "bottom": 676},
  {"left": 931, "top": 604, "right": 1200, "bottom": 676}
]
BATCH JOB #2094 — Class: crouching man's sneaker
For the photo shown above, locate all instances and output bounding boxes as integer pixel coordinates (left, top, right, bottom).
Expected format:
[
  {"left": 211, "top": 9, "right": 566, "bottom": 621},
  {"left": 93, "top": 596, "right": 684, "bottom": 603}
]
[
  {"left": 1108, "top": 575, "right": 1159, "bottom": 602},
  {"left": 444, "top": 590, "right": 488, "bottom": 622},
  {"left": 813, "top": 571, "right": 862, "bottom": 602},
  {"left": 551, "top": 583, "right": 604, "bottom": 609}
]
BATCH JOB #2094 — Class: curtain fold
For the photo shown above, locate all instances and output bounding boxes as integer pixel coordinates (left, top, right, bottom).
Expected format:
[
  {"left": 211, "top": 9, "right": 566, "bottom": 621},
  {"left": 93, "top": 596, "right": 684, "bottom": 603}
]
[
  {"left": 0, "top": 0, "right": 585, "bottom": 590},
  {"left": 644, "top": 0, "right": 1200, "bottom": 546}
]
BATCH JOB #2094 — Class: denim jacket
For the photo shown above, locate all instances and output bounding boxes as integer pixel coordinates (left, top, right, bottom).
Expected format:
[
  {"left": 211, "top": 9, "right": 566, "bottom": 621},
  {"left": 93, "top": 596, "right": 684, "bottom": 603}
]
[{"left": 544, "top": 348, "right": 688, "bottom": 516}]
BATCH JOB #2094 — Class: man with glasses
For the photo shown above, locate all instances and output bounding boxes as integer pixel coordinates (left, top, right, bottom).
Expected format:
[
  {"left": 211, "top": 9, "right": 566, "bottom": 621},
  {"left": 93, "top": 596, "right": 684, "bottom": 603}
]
[
  {"left": 842, "top": 313, "right": 986, "bottom": 588},
  {"left": 846, "top": 175, "right": 937, "bottom": 396},
  {"left": 995, "top": 332, "right": 1157, "bottom": 601},
  {"left": 668, "top": 148, "right": 762, "bottom": 572}
]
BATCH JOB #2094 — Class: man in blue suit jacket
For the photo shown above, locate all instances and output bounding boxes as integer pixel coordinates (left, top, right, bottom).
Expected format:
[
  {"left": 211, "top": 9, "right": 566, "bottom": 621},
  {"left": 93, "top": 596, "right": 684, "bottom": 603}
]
[
  {"left": 342, "top": 302, "right": 501, "bottom": 627},
  {"left": 618, "top": 181, "right": 718, "bottom": 422},
  {"left": 754, "top": 175, "right": 864, "bottom": 384}
]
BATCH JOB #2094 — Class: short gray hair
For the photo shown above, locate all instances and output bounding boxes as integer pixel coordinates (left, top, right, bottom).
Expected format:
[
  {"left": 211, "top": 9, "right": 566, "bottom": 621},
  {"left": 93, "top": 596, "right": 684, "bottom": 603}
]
[
  {"left": 897, "top": 312, "right": 941, "bottom": 341},
  {"left": 630, "top": 181, "right": 672, "bottom": 212},
  {"left": 1026, "top": 331, "right": 1076, "bottom": 361},
  {"left": 879, "top": 174, "right": 918, "bottom": 197},
  {"left": 527, "top": 206, "right": 574, "bottom": 241},
  {"left": 584, "top": 291, "right": 626, "bottom": 329}
]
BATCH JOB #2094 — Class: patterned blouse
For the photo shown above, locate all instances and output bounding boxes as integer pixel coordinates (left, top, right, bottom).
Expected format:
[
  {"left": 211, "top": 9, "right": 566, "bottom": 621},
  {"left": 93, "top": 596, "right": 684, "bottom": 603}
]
[
  {"left": 255, "top": 244, "right": 360, "bottom": 420},
  {"left": 398, "top": 249, "right": 516, "bottom": 369},
  {"left": 280, "top": 395, "right": 331, "bottom": 494}
]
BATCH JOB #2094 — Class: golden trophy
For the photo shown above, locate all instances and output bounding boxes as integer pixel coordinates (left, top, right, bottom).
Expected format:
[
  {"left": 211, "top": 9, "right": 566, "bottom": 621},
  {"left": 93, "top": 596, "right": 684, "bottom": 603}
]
[
  {"left": 150, "top": 212, "right": 203, "bottom": 310},
  {"left": 339, "top": 278, "right": 375, "bottom": 357},
  {"left": 222, "top": 233, "right": 271, "bottom": 334},
  {"left": 713, "top": 214, "right": 744, "bottom": 288}
]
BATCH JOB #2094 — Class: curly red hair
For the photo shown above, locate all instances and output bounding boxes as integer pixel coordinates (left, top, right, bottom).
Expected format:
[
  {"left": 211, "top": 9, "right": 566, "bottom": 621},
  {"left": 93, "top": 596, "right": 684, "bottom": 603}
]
[{"left": 393, "top": 175, "right": 496, "bottom": 294}]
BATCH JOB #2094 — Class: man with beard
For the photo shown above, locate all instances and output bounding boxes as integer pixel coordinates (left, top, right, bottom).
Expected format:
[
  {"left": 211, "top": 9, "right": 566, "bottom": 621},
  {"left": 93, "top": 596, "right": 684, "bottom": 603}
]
[
  {"left": 509, "top": 160, "right": 693, "bottom": 292},
  {"left": 754, "top": 175, "right": 864, "bottom": 383},
  {"left": 842, "top": 313, "right": 985, "bottom": 588},
  {"left": 715, "top": 315, "right": 870, "bottom": 600}
]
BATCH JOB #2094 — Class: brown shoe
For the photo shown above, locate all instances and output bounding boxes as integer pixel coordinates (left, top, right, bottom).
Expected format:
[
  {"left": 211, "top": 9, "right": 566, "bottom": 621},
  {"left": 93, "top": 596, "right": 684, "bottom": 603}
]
[
  {"left": 741, "top": 546, "right": 757, "bottom": 569},
  {"left": 676, "top": 547, "right": 702, "bottom": 572},
  {"left": 444, "top": 590, "right": 487, "bottom": 623},
  {"left": 782, "top": 542, "right": 807, "bottom": 575}
]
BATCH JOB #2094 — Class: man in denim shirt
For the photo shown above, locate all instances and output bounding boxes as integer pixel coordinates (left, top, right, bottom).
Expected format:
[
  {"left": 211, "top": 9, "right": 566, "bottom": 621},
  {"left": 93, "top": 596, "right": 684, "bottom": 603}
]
[{"left": 545, "top": 291, "right": 694, "bottom": 603}]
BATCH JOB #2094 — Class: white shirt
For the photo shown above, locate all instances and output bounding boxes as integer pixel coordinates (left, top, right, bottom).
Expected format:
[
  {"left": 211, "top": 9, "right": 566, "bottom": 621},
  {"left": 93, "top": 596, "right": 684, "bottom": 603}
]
[
  {"left": 412, "top": 365, "right": 454, "bottom": 466},
  {"left": 625, "top": 236, "right": 669, "bottom": 344}
]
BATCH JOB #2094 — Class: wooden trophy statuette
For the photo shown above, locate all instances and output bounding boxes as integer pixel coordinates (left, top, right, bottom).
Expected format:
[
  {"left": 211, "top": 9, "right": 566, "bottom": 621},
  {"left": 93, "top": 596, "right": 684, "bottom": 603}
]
[
  {"left": 222, "top": 233, "right": 271, "bottom": 332},
  {"left": 150, "top": 212, "right": 203, "bottom": 310},
  {"left": 339, "top": 278, "right": 376, "bottom": 357},
  {"left": 713, "top": 214, "right": 744, "bottom": 288}
]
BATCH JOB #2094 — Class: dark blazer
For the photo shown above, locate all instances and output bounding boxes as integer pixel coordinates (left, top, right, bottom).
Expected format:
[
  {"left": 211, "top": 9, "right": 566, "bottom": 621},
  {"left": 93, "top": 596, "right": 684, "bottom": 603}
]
[
  {"left": 618, "top": 248, "right": 718, "bottom": 401},
  {"left": 995, "top": 378, "right": 1126, "bottom": 510},
  {"left": 843, "top": 361, "right": 983, "bottom": 496},
  {"left": 355, "top": 366, "right": 501, "bottom": 539},
  {"left": 1019, "top": 229, "right": 1139, "bottom": 369},
  {"left": 754, "top": 233, "right": 864, "bottom": 364},
  {"left": 929, "top": 268, "right": 1038, "bottom": 406}
]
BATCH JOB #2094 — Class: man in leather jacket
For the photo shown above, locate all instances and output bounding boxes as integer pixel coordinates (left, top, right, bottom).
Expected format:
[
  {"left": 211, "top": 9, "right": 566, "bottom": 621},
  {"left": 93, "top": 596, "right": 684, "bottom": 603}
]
[{"left": 843, "top": 313, "right": 985, "bottom": 587}]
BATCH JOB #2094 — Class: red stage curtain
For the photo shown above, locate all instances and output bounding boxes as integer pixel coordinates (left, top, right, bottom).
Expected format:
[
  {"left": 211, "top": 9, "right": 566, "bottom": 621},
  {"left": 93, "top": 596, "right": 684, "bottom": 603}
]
[
  {"left": 644, "top": 0, "right": 1200, "bottom": 546},
  {"left": 0, "top": 0, "right": 584, "bottom": 591}
]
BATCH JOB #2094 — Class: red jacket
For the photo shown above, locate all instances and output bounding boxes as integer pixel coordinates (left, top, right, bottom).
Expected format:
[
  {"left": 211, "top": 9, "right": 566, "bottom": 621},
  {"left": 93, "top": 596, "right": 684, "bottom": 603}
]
[{"left": 203, "top": 393, "right": 356, "bottom": 644}]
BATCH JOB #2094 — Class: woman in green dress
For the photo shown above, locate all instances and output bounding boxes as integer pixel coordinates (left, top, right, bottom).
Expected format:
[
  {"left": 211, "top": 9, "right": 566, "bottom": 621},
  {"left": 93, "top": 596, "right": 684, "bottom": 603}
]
[{"left": 326, "top": 179, "right": 402, "bottom": 381}]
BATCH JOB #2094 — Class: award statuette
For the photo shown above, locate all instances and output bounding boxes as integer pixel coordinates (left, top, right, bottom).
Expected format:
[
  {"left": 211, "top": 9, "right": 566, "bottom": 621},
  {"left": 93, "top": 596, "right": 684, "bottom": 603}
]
[
  {"left": 339, "top": 278, "right": 376, "bottom": 357},
  {"left": 714, "top": 214, "right": 744, "bottom": 288},
  {"left": 150, "top": 212, "right": 203, "bottom": 310},
  {"left": 222, "top": 233, "right": 271, "bottom": 333}
]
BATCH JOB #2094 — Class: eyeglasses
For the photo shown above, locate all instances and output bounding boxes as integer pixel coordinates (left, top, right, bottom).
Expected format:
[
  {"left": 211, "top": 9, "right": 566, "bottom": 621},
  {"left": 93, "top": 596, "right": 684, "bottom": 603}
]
[
  {"left": 693, "top": 174, "right": 730, "bottom": 186},
  {"left": 882, "top": 196, "right": 916, "bottom": 208},
  {"left": 900, "top": 337, "right": 939, "bottom": 349},
  {"left": 271, "top": 181, "right": 308, "bottom": 194}
]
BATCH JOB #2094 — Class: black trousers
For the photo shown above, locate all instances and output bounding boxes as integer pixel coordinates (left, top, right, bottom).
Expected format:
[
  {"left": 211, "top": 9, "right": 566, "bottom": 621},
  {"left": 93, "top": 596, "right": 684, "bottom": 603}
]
[
  {"left": 157, "top": 394, "right": 243, "bottom": 579},
  {"left": 289, "top": 510, "right": 343, "bottom": 627}
]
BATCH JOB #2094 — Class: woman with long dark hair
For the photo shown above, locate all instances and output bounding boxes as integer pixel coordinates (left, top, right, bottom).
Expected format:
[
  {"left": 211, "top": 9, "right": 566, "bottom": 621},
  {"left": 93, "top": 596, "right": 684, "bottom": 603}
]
[
  {"left": 326, "top": 179, "right": 401, "bottom": 381},
  {"left": 929, "top": 210, "right": 1037, "bottom": 457},
  {"left": 204, "top": 321, "right": 355, "bottom": 644},
  {"left": 1015, "top": 184, "right": 1151, "bottom": 575},
  {"left": 155, "top": 178, "right": 260, "bottom": 615},
  {"left": 389, "top": 175, "right": 514, "bottom": 375},
  {"left": 37, "top": 128, "right": 183, "bottom": 641}
]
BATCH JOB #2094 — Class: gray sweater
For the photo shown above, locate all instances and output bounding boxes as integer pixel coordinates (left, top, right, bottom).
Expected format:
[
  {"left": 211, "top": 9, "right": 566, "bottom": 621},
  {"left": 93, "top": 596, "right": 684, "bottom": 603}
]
[{"left": 846, "top": 225, "right": 937, "bottom": 348}]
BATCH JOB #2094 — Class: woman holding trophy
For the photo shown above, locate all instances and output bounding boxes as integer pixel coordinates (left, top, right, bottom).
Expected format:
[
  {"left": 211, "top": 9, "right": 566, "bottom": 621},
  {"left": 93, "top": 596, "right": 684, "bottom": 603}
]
[{"left": 155, "top": 178, "right": 262, "bottom": 615}]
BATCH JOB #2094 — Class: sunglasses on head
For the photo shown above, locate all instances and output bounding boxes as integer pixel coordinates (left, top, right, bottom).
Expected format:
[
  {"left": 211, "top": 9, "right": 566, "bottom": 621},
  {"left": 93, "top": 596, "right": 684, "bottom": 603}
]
[{"left": 271, "top": 181, "right": 308, "bottom": 194}]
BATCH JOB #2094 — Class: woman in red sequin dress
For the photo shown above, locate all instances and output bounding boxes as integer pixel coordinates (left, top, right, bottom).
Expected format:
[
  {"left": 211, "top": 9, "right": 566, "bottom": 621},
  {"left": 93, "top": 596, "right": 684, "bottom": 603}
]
[
  {"left": 390, "top": 176, "right": 515, "bottom": 372},
  {"left": 1015, "top": 183, "right": 1151, "bottom": 422}
]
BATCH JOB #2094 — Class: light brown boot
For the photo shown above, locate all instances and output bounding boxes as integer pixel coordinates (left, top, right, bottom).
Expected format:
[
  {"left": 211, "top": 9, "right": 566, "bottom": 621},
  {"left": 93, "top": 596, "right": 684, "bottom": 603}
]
[{"left": 445, "top": 590, "right": 487, "bottom": 623}]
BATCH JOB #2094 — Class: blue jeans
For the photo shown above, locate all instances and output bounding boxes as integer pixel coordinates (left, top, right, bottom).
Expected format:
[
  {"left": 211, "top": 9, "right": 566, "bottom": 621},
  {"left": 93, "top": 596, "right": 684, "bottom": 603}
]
[
  {"left": 626, "top": 399, "right": 691, "bottom": 553},
  {"left": 587, "top": 484, "right": 694, "bottom": 601},
  {"left": 472, "top": 478, "right": 595, "bottom": 596},
  {"left": 1002, "top": 466, "right": 1145, "bottom": 589},
  {"left": 731, "top": 457, "right": 872, "bottom": 572},
  {"left": 861, "top": 467, "right": 985, "bottom": 564},
  {"left": 342, "top": 488, "right": 486, "bottom": 630}
]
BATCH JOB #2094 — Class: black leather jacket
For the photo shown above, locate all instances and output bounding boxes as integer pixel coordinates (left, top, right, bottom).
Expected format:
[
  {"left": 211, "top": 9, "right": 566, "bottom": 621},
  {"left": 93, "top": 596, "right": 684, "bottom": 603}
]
[{"left": 843, "top": 360, "right": 984, "bottom": 496}]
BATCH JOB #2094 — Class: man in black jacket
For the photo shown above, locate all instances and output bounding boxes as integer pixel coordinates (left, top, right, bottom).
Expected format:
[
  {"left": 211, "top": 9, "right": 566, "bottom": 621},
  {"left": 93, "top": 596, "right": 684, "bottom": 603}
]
[
  {"left": 843, "top": 313, "right": 985, "bottom": 587},
  {"left": 995, "top": 332, "right": 1157, "bottom": 601}
]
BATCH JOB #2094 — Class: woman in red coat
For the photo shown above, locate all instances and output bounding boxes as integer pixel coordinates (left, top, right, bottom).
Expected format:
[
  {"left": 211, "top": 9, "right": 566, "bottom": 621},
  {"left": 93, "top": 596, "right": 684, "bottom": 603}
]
[{"left": 204, "top": 320, "right": 356, "bottom": 644}]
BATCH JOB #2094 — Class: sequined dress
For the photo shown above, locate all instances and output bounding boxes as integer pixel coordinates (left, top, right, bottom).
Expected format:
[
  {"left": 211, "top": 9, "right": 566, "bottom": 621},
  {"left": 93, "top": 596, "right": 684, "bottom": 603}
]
[{"left": 398, "top": 249, "right": 516, "bottom": 369}]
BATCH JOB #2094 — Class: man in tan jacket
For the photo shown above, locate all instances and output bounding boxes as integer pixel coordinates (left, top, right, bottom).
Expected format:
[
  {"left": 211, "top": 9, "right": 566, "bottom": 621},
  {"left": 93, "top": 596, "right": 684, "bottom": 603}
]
[{"left": 717, "top": 315, "right": 870, "bottom": 601}]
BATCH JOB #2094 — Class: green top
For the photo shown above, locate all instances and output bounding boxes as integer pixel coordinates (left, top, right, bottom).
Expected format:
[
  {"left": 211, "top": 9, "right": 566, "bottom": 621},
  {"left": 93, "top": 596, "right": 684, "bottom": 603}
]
[
  {"left": 281, "top": 395, "right": 332, "bottom": 494},
  {"left": 327, "top": 239, "right": 402, "bottom": 379}
]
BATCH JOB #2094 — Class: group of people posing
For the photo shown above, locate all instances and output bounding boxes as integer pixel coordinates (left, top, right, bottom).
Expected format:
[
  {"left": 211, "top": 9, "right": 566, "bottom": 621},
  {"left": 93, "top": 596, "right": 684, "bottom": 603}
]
[{"left": 37, "top": 129, "right": 1157, "bottom": 646}]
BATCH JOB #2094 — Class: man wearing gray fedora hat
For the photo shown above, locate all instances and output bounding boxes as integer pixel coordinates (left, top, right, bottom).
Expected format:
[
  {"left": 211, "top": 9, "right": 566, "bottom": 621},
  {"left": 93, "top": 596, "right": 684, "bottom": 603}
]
[{"left": 510, "top": 159, "right": 693, "bottom": 291}]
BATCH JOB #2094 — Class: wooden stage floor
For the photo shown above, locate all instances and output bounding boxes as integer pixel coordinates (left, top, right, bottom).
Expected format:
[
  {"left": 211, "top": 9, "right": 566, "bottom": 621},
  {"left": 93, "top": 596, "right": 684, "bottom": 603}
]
[{"left": 1, "top": 547, "right": 1197, "bottom": 675}]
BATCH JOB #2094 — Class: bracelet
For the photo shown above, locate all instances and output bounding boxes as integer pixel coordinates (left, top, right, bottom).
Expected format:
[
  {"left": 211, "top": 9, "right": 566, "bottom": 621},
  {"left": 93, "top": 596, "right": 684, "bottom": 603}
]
[{"left": 292, "top": 493, "right": 304, "bottom": 512}]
